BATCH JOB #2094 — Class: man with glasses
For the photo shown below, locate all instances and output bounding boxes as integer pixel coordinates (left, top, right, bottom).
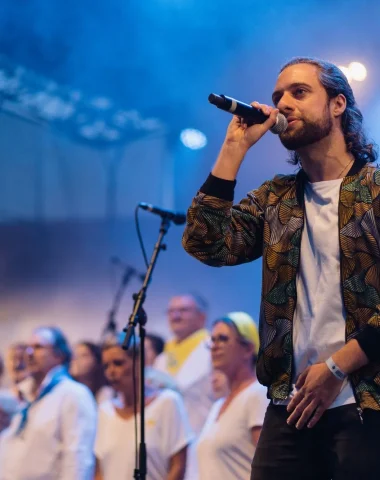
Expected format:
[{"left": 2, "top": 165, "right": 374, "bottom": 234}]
[
  {"left": 0, "top": 326, "right": 97, "bottom": 480},
  {"left": 154, "top": 294, "right": 213, "bottom": 479},
  {"left": 155, "top": 294, "right": 213, "bottom": 436}
]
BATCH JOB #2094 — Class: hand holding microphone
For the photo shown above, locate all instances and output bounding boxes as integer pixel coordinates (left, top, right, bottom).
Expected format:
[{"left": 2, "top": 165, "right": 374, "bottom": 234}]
[
  {"left": 208, "top": 93, "right": 288, "bottom": 180},
  {"left": 208, "top": 93, "right": 287, "bottom": 152}
]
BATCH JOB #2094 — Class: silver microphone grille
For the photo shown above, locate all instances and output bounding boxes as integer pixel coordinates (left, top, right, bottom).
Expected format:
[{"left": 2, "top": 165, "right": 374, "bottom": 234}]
[{"left": 270, "top": 114, "right": 288, "bottom": 135}]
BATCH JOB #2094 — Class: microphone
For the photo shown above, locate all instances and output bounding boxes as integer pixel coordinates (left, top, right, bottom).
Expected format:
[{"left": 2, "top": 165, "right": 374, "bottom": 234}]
[
  {"left": 139, "top": 202, "right": 186, "bottom": 225},
  {"left": 208, "top": 93, "right": 288, "bottom": 134},
  {"left": 110, "top": 257, "right": 145, "bottom": 281}
]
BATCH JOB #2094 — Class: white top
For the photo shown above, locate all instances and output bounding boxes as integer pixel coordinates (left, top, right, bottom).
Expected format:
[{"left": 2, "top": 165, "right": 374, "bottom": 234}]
[
  {"left": 0, "top": 370, "right": 97, "bottom": 480},
  {"left": 154, "top": 340, "right": 213, "bottom": 436},
  {"left": 95, "top": 389, "right": 194, "bottom": 480},
  {"left": 197, "top": 381, "right": 269, "bottom": 480},
  {"left": 95, "top": 386, "right": 115, "bottom": 405},
  {"left": 275, "top": 179, "right": 355, "bottom": 408}
]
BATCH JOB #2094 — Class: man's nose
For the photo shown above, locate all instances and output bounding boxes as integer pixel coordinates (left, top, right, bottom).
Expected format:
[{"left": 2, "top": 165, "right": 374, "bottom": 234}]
[{"left": 277, "top": 92, "right": 294, "bottom": 112}]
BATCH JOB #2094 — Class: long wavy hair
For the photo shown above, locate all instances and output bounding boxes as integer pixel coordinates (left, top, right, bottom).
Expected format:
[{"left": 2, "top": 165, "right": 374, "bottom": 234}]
[
  {"left": 280, "top": 57, "right": 378, "bottom": 165},
  {"left": 76, "top": 341, "right": 109, "bottom": 397}
]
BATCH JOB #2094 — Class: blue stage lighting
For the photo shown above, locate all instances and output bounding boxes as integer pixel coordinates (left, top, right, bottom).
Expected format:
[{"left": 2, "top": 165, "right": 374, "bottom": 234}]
[{"left": 180, "top": 128, "right": 207, "bottom": 150}]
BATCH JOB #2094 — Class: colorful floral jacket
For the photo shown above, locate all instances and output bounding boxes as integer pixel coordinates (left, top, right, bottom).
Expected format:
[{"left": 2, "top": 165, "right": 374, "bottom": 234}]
[{"left": 182, "top": 162, "right": 380, "bottom": 411}]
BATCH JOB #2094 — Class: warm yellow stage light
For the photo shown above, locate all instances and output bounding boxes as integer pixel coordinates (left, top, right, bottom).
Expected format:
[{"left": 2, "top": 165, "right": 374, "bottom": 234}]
[{"left": 348, "top": 62, "right": 367, "bottom": 82}]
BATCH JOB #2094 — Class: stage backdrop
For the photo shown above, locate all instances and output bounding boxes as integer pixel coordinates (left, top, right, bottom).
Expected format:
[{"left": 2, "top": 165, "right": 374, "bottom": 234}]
[{"left": 0, "top": 216, "right": 263, "bottom": 356}]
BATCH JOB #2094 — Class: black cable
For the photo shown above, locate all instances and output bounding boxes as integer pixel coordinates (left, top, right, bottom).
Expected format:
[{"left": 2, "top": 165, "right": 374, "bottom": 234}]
[{"left": 135, "top": 205, "right": 149, "bottom": 269}]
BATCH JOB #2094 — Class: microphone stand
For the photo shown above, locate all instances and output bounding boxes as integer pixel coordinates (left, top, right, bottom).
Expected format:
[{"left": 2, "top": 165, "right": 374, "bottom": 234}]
[
  {"left": 123, "top": 216, "right": 171, "bottom": 480},
  {"left": 102, "top": 265, "right": 137, "bottom": 341}
]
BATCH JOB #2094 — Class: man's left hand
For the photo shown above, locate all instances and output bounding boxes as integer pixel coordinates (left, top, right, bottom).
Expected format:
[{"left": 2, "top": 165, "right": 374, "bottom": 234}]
[{"left": 286, "top": 363, "right": 344, "bottom": 429}]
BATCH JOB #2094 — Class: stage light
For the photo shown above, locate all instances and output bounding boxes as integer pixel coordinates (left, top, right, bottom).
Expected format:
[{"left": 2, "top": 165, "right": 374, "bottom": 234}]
[
  {"left": 338, "top": 66, "right": 352, "bottom": 83},
  {"left": 348, "top": 62, "right": 367, "bottom": 82},
  {"left": 180, "top": 128, "right": 207, "bottom": 150}
]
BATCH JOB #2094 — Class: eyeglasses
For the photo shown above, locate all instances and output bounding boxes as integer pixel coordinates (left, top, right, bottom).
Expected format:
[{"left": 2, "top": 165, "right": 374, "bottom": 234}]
[
  {"left": 206, "top": 334, "right": 249, "bottom": 349},
  {"left": 166, "top": 306, "right": 197, "bottom": 315},
  {"left": 26, "top": 344, "right": 53, "bottom": 353}
]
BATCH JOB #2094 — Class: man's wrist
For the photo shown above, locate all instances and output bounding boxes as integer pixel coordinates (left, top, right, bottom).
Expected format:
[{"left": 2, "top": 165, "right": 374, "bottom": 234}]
[
  {"left": 330, "top": 340, "right": 369, "bottom": 376},
  {"left": 325, "top": 356, "right": 347, "bottom": 381}
]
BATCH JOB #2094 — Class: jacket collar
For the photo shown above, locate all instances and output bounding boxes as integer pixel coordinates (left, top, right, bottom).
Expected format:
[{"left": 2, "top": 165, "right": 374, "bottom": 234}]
[{"left": 295, "top": 159, "right": 368, "bottom": 206}]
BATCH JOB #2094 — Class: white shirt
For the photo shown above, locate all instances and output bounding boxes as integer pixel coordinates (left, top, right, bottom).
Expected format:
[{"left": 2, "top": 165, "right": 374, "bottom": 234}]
[
  {"left": 197, "top": 381, "right": 269, "bottom": 480},
  {"left": 95, "top": 386, "right": 115, "bottom": 405},
  {"left": 95, "top": 389, "right": 194, "bottom": 480},
  {"left": 154, "top": 340, "right": 213, "bottom": 436},
  {"left": 0, "top": 367, "right": 97, "bottom": 480},
  {"left": 275, "top": 179, "right": 355, "bottom": 408}
]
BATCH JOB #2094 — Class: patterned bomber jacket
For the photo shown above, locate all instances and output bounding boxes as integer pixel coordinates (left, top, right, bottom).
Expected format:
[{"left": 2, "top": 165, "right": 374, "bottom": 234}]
[{"left": 182, "top": 162, "right": 380, "bottom": 412}]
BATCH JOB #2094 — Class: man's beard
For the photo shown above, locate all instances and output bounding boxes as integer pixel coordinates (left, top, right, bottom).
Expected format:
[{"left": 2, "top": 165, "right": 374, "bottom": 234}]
[{"left": 279, "top": 111, "right": 333, "bottom": 151}]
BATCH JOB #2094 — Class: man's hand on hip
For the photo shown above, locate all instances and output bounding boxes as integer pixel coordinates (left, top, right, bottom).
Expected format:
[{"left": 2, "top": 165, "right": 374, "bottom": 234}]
[{"left": 286, "top": 363, "right": 344, "bottom": 429}]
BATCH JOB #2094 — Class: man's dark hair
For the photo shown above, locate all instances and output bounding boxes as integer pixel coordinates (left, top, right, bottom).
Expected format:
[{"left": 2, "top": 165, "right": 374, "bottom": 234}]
[
  {"left": 280, "top": 57, "right": 378, "bottom": 166},
  {"left": 145, "top": 334, "right": 165, "bottom": 356}
]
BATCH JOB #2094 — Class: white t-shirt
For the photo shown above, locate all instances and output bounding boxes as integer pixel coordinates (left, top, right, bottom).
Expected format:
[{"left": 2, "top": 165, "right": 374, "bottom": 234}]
[
  {"left": 275, "top": 179, "right": 355, "bottom": 408},
  {"left": 154, "top": 340, "right": 213, "bottom": 437},
  {"left": 95, "top": 389, "right": 194, "bottom": 480},
  {"left": 95, "top": 386, "right": 115, "bottom": 405},
  {"left": 0, "top": 375, "right": 97, "bottom": 480},
  {"left": 196, "top": 381, "right": 269, "bottom": 480}
]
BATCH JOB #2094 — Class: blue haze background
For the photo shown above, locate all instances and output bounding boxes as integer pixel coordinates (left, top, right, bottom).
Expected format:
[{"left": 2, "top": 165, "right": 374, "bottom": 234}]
[{"left": 0, "top": 0, "right": 379, "bottom": 353}]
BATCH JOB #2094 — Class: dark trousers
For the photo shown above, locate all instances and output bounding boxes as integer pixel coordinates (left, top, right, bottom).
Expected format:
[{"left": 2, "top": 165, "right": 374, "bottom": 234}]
[{"left": 251, "top": 402, "right": 380, "bottom": 480}]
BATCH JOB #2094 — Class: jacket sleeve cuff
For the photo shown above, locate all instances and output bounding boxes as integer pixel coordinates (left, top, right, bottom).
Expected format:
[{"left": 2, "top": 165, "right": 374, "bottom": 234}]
[
  {"left": 355, "top": 325, "right": 380, "bottom": 362},
  {"left": 199, "top": 173, "right": 236, "bottom": 201}
]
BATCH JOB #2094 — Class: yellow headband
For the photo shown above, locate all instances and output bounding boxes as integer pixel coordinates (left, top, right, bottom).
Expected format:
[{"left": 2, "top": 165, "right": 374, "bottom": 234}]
[{"left": 223, "top": 311, "right": 260, "bottom": 351}]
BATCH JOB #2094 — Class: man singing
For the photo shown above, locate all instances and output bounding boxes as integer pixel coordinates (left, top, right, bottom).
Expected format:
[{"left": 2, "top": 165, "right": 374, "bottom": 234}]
[{"left": 182, "top": 57, "right": 380, "bottom": 480}]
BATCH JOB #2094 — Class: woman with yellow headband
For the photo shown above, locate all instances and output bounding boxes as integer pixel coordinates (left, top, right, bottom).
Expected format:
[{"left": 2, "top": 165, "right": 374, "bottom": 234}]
[{"left": 196, "top": 312, "right": 269, "bottom": 479}]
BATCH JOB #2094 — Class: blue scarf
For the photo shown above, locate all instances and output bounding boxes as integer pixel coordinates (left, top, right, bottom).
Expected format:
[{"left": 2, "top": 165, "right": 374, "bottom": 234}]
[{"left": 16, "top": 366, "right": 68, "bottom": 435}]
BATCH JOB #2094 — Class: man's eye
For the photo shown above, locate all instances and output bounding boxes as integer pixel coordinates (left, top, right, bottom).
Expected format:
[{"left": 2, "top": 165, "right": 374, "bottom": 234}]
[{"left": 295, "top": 88, "right": 306, "bottom": 95}]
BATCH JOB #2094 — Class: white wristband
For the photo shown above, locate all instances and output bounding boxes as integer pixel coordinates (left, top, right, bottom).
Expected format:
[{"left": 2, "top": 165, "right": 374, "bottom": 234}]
[{"left": 326, "top": 357, "right": 347, "bottom": 381}]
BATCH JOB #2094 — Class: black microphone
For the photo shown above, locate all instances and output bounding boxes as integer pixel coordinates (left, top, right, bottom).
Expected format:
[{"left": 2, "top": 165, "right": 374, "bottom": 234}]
[
  {"left": 208, "top": 93, "right": 288, "bottom": 134},
  {"left": 110, "top": 257, "right": 145, "bottom": 281},
  {"left": 139, "top": 202, "right": 186, "bottom": 225}
]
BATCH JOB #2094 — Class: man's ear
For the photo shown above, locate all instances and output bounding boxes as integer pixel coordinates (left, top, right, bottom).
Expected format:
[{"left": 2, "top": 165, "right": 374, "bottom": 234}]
[
  {"left": 331, "top": 93, "right": 347, "bottom": 118},
  {"left": 52, "top": 348, "right": 64, "bottom": 363},
  {"left": 199, "top": 311, "right": 207, "bottom": 328}
]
